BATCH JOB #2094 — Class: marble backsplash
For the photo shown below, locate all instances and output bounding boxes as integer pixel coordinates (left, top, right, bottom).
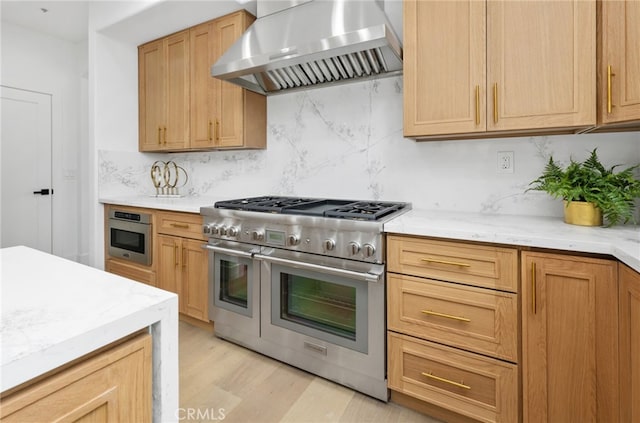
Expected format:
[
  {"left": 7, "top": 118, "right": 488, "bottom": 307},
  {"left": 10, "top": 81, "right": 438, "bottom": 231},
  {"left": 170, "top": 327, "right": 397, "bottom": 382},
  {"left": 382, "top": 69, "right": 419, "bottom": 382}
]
[{"left": 99, "top": 75, "right": 640, "bottom": 218}]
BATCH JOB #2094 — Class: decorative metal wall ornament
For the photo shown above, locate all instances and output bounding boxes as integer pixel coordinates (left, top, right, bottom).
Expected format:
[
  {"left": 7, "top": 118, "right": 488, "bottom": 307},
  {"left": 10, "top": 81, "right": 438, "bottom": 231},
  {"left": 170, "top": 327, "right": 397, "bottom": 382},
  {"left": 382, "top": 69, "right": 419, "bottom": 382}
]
[{"left": 150, "top": 161, "right": 188, "bottom": 197}]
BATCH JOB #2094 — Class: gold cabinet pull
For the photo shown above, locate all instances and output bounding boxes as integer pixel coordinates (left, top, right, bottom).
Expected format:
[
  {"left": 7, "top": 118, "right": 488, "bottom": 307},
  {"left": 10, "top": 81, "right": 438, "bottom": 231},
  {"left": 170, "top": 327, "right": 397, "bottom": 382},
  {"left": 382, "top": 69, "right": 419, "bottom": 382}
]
[
  {"left": 215, "top": 119, "right": 220, "bottom": 141},
  {"left": 157, "top": 126, "right": 162, "bottom": 145},
  {"left": 421, "top": 258, "right": 471, "bottom": 268},
  {"left": 208, "top": 120, "right": 213, "bottom": 141},
  {"left": 475, "top": 85, "right": 480, "bottom": 125},
  {"left": 174, "top": 244, "right": 179, "bottom": 267},
  {"left": 531, "top": 261, "right": 537, "bottom": 314},
  {"left": 493, "top": 83, "right": 498, "bottom": 123},
  {"left": 422, "top": 372, "right": 471, "bottom": 390},
  {"left": 163, "top": 126, "right": 167, "bottom": 145},
  {"left": 421, "top": 310, "right": 471, "bottom": 322},
  {"left": 182, "top": 247, "right": 187, "bottom": 268},
  {"left": 607, "top": 65, "right": 615, "bottom": 114},
  {"left": 170, "top": 223, "right": 189, "bottom": 229}
]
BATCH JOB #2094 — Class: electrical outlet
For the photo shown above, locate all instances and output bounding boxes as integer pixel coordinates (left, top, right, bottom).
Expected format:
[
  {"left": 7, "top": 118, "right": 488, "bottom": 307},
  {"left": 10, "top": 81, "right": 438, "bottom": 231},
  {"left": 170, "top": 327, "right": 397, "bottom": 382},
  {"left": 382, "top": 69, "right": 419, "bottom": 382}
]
[{"left": 497, "top": 151, "right": 514, "bottom": 174}]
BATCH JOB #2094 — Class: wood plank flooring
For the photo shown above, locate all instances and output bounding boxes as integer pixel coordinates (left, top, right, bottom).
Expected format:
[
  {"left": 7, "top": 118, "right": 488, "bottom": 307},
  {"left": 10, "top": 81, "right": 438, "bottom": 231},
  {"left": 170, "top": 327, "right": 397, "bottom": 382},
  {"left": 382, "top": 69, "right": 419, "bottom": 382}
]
[{"left": 179, "top": 321, "right": 441, "bottom": 423}]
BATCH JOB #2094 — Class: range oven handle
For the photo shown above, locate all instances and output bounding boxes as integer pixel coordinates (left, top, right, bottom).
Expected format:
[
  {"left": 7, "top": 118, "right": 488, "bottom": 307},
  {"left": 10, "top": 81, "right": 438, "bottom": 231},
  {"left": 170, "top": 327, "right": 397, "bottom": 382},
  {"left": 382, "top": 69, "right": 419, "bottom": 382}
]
[
  {"left": 253, "top": 253, "right": 382, "bottom": 283},
  {"left": 202, "top": 244, "right": 254, "bottom": 259}
]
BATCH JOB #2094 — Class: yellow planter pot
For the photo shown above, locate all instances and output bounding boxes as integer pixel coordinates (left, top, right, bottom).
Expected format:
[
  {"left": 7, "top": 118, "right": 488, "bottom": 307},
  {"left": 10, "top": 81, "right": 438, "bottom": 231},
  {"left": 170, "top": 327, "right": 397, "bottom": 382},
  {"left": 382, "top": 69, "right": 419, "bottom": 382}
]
[{"left": 563, "top": 200, "right": 603, "bottom": 226}]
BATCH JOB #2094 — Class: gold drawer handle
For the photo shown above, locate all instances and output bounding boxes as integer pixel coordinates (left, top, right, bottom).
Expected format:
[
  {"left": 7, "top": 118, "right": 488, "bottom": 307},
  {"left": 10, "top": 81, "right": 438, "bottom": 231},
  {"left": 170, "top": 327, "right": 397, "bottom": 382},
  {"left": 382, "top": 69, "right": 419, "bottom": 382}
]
[
  {"left": 475, "top": 85, "right": 480, "bottom": 125},
  {"left": 421, "top": 310, "right": 471, "bottom": 322},
  {"left": 607, "top": 65, "right": 615, "bottom": 114},
  {"left": 421, "top": 258, "right": 470, "bottom": 268},
  {"left": 171, "top": 223, "right": 190, "bottom": 229},
  {"left": 493, "top": 83, "right": 498, "bottom": 123},
  {"left": 531, "top": 261, "right": 537, "bottom": 314},
  {"left": 422, "top": 372, "right": 471, "bottom": 390}
]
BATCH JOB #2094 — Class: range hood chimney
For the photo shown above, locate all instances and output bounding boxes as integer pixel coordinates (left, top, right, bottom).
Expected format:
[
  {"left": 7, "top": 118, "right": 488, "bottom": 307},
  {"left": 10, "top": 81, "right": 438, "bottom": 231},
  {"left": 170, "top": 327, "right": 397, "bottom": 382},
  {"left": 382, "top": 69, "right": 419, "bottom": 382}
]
[{"left": 211, "top": 0, "right": 402, "bottom": 95}]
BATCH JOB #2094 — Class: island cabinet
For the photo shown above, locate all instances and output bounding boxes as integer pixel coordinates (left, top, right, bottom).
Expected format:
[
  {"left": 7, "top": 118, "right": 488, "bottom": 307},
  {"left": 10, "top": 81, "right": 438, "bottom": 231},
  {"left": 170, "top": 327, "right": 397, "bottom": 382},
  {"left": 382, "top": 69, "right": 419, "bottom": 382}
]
[
  {"left": 596, "top": 0, "right": 640, "bottom": 129},
  {"left": 156, "top": 211, "right": 209, "bottom": 323},
  {"left": 138, "top": 30, "right": 190, "bottom": 151},
  {"left": 387, "top": 235, "right": 519, "bottom": 423},
  {"left": 521, "top": 252, "right": 619, "bottom": 423},
  {"left": 140, "top": 11, "right": 266, "bottom": 153},
  {"left": 403, "top": 0, "right": 595, "bottom": 139},
  {"left": 619, "top": 263, "right": 640, "bottom": 422},
  {"left": 0, "top": 333, "right": 152, "bottom": 422}
]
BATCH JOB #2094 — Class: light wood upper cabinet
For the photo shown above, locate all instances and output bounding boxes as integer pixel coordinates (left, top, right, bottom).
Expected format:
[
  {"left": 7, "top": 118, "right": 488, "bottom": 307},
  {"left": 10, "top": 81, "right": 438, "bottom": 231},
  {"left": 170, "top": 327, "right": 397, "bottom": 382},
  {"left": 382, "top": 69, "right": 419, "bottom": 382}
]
[
  {"left": 404, "top": 0, "right": 595, "bottom": 139},
  {"left": 139, "top": 31, "right": 190, "bottom": 151},
  {"left": 403, "top": 0, "right": 486, "bottom": 137},
  {"left": 142, "top": 11, "right": 265, "bottom": 152},
  {"left": 597, "top": 0, "right": 640, "bottom": 127},
  {"left": 521, "top": 252, "right": 618, "bottom": 423},
  {"left": 619, "top": 263, "right": 640, "bottom": 423}
]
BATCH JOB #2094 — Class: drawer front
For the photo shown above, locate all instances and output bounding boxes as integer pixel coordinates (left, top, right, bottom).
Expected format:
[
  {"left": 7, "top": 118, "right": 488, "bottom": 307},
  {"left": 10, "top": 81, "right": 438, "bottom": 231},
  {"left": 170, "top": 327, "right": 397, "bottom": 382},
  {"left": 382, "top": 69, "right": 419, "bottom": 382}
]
[
  {"left": 388, "top": 332, "right": 518, "bottom": 423},
  {"left": 387, "top": 236, "right": 518, "bottom": 292},
  {"left": 106, "top": 259, "right": 157, "bottom": 287},
  {"left": 388, "top": 274, "right": 518, "bottom": 362},
  {"left": 156, "top": 211, "right": 205, "bottom": 240}
]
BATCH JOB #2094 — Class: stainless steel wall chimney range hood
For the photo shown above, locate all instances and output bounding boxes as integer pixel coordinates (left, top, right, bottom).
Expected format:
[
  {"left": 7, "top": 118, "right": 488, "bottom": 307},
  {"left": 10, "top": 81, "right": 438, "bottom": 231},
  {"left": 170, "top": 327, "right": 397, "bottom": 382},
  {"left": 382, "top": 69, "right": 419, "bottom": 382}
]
[{"left": 211, "top": 0, "right": 403, "bottom": 95}]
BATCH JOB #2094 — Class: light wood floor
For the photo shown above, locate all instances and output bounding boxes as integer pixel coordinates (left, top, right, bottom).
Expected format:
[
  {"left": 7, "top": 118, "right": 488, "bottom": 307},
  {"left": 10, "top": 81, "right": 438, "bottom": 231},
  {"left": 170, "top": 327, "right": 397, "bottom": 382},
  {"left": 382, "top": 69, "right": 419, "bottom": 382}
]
[{"left": 179, "top": 321, "right": 441, "bottom": 423}]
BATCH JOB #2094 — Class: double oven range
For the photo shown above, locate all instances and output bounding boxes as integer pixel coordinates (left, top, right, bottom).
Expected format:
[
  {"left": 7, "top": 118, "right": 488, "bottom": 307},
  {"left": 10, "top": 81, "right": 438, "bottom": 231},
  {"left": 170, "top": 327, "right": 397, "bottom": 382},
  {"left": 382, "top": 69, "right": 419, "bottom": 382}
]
[{"left": 200, "top": 196, "right": 410, "bottom": 401}]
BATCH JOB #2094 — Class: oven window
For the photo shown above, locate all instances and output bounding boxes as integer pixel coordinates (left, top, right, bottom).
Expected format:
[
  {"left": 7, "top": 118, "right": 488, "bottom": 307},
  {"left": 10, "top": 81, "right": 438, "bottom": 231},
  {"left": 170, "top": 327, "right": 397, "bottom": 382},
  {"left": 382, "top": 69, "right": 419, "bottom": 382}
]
[
  {"left": 219, "top": 260, "right": 249, "bottom": 308},
  {"left": 280, "top": 275, "right": 356, "bottom": 341},
  {"left": 111, "top": 228, "right": 145, "bottom": 254}
]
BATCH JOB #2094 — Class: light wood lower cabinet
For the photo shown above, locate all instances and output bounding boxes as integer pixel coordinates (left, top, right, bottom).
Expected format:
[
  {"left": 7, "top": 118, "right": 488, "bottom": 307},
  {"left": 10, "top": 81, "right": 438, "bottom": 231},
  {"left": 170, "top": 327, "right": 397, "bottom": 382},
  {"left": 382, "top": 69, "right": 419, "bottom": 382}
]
[
  {"left": 106, "top": 259, "right": 156, "bottom": 287},
  {"left": 521, "top": 252, "right": 618, "bottom": 423},
  {"left": 0, "top": 333, "right": 152, "bottom": 422},
  {"left": 157, "top": 211, "right": 208, "bottom": 322},
  {"left": 388, "top": 332, "right": 518, "bottom": 423},
  {"left": 619, "top": 263, "right": 640, "bottom": 422}
]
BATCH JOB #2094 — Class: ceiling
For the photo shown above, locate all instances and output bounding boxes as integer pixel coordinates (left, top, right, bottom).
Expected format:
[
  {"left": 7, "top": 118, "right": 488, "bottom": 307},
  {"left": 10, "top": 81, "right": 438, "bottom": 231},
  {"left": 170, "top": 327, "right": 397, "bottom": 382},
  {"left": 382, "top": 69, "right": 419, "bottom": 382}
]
[
  {"left": 0, "top": 0, "right": 258, "bottom": 45},
  {"left": 1, "top": 1, "right": 89, "bottom": 43}
]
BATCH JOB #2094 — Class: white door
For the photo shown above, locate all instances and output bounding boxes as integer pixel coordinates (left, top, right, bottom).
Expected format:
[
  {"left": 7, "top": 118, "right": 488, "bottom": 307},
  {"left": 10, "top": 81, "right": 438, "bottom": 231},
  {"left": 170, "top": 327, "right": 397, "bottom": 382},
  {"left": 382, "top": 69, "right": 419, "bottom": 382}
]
[{"left": 1, "top": 86, "right": 53, "bottom": 253}]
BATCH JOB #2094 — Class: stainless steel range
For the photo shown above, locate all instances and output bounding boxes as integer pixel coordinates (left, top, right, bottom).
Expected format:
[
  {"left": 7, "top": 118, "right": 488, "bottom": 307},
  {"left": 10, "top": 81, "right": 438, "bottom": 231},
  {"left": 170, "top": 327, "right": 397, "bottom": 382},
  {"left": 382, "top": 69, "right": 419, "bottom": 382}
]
[{"left": 200, "top": 196, "right": 410, "bottom": 401}]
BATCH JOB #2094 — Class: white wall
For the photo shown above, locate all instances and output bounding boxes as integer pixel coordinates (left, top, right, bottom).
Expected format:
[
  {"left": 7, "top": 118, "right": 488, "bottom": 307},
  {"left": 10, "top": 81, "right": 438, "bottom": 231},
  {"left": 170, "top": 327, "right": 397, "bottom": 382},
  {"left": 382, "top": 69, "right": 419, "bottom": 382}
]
[{"left": 1, "top": 21, "right": 86, "bottom": 262}]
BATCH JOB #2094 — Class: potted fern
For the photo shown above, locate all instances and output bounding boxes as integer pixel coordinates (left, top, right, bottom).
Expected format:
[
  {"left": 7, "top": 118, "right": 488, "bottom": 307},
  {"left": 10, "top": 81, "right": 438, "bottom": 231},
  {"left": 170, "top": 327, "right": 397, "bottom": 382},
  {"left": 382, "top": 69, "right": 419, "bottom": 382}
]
[{"left": 527, "top": 149, "right": 640, "bottom": 227}]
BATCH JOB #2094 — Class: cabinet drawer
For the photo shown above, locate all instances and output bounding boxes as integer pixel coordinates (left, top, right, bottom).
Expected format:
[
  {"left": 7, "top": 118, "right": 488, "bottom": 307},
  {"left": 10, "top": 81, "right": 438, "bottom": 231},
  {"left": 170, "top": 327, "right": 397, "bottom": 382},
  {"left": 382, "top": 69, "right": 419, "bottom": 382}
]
[
  {"left": 387, "top": 236, "right": 518, "bottom": 292},
  {"left": 388, "top": 332, "right": 518, "bottom": 423},
  {"left": 106, "top": 259, "right": 156, "bottom": 287},
  {"left": 388, "top": 274, "right": 518, "bottom": 362},
  {"left": 156, "top": 211, "right": 205, "bottom": 240}
]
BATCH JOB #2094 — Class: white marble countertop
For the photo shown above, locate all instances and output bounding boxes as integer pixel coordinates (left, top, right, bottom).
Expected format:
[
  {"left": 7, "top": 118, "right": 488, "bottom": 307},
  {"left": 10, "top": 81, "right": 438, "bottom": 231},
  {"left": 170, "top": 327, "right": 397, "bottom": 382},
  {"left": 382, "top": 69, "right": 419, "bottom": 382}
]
[
  {"left": 99, "top": 194, "right": 224, "bottom": 214},
  {"left": 384, "top": 209, "right": 640, "bottom": 273},
  {"left": 0, "top": 246, "right": 179, "bottom": 422}
]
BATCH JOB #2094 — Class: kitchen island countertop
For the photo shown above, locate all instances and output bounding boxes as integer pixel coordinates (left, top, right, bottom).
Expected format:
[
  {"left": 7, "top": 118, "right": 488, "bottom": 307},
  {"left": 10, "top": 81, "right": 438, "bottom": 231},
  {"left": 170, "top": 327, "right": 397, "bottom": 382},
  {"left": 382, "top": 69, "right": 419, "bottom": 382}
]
[
  {"left": 0, "top": 246, "right": 179, "bottom": 421},
  {"left": 385, "top": 209, "right": 640, "bottom": 273}
]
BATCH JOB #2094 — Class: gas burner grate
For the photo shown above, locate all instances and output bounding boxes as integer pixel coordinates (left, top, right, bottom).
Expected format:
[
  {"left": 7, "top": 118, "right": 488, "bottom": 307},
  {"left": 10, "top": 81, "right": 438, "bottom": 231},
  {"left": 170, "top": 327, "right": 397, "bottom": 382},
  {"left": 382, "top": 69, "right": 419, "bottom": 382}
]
[{"left": 324, "top": 202, "right": 407, "bottom": 221}]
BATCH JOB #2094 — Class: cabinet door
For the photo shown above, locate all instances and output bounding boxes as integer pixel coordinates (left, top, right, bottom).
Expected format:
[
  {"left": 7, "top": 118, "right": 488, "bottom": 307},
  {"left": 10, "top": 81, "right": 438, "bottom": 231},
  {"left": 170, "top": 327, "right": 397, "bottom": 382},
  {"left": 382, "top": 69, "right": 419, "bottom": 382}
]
[
  {"left": 138, "top": 39, "right": 166, "bottom": 151},
  {"left": 214, "top": 12, "right": 252, "bottom": 148},
  {"left": 598, "top": 0, "right": 640, "bottom": 125},
  {"left": 522, "top": 252, "right": 618, "bottom": 423},
  {"left": 190, "top": 21, "right": 216, "bottom": 149},
  {"left": 0, "top": 334, "right": 151, "bottom": 422},
  {"left": 182, "top": 238, "right": 209, "bottom": 322},
  {"left": 403, "top": 0, "right": 486, "bottom": 137},
  {"left": 619, "top": 263, "right": 640, "bottom": 422},
  {"left": 164, "top": 30, "right": 190, "bottom": 150},
  {"left": 487, "top": 0, "right": 595, "bottom": 132},
  {"left": 157, "top": 234, "right": 181, "bottom": 303}
]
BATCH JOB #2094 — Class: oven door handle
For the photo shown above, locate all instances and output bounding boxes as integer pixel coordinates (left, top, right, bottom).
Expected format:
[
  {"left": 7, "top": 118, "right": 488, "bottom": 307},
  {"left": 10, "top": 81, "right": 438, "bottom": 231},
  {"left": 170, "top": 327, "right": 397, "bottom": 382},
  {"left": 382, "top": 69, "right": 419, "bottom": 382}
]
[
  {"left": 202, "top": 244, "right": 254, "bottom": 259},
  {"left": 253, "top": 253, "right": 382, "bottom": 283}
]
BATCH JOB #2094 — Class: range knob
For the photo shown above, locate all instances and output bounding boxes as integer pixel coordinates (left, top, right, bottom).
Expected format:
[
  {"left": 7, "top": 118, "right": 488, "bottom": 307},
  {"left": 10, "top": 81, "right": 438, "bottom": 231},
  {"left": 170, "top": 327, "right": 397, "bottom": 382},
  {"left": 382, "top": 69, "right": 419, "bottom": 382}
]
[
  {"left": 226, "top": 226, "right": 239, "bottom": 237},
  {"left": 323, "top": 239, "right": 336, "bottom": 251},
  {"left": 203, "top": 224, "right": 212, "bottom": 235},
  {"left": 348, "top": 241, "right": 361, "bottom": 255},
  {"left": 287, "top": 234, "right": 300, "bottom": 246},
  {"left": 217, "top": 226, "right": 227, "bottom": 236},
  {"left": 363, "top": 243, "right": 376, "bottom": 258},
  {"left": 252, "top": 230, "right": 264, "bottom": 241}
]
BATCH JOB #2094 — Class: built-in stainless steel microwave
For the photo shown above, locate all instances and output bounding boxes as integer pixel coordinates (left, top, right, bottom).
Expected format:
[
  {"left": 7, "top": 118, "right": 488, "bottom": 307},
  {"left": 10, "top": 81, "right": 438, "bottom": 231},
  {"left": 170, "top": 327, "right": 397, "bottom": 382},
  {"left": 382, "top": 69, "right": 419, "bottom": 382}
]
[{"left": 108, "top": 210, "right": 152, "bottom": 266}]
